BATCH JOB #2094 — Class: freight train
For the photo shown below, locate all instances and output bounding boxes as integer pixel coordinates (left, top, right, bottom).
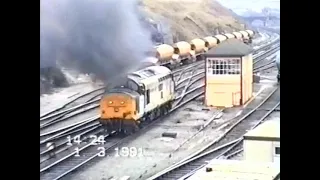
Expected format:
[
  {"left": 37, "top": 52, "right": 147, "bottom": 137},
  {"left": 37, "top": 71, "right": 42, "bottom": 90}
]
[
  {"left": 99, "top": 29, "right": 256, "bottom": 134},
  {"left": 147, "top": 29, "right": 255, "bottom": 69}
]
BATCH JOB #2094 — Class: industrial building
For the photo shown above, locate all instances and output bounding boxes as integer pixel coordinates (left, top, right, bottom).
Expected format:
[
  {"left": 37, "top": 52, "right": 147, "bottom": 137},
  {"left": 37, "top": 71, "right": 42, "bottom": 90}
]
[
  {"left": 186, "top": 159, "right": 280, "bottom": 180},
  {"left": 243, "top": 120, "right": 280, "bottom": 164},
  {"left": 204, "top": 39, "right": 254, "bottom": 107},
  {"left": 185, "top": 120, "right": 280, "bottom": 180}
]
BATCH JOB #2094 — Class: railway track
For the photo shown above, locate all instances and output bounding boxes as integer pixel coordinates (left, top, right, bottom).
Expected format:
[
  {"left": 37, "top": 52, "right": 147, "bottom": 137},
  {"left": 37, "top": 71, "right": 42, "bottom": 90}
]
[
  {"left": 40, "top": 38, "right": 277, "bottom": 130},
  {"left": 40, "top": 37, "right": 279, "bottom": 180},
  {"left": 39, "top": 61, "right": 206, "bottom": 159},
  {"left": 253, "top": 57, "right": 279, "bottom": 73},
  {"left": 39, "top": 43, "right": 273, "bottom": 160},
  {"left": 40, "top": 87, "right": 105, "bottom": 121},
  {"left": 40, "top": 72, "right": 214, "bottom": 180},
  {"left": 146, "top": 86, "right": 280, "bottom": 180},
  {"left": 253, "top": 44, "right": 279, "bottom": 66},
  {"left": 253, "top": 43, "right": 279, "bottom": 74},
  {"left": 40, "top": 37, "right": 278, "bottom": 123},
  {"left": 252, "top": 31, "right": 279, "bottom": 48}
]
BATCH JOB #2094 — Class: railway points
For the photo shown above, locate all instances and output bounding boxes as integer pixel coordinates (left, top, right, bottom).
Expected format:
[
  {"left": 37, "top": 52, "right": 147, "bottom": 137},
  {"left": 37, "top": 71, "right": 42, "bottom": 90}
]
[{"left": 40, "top": 30, "right": 279, "bottom": 180}]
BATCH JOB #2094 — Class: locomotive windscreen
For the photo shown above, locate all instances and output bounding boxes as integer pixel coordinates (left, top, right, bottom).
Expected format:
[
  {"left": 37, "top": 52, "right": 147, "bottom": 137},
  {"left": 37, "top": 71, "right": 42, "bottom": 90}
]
[{"left": 105, "top": 77, "right": 139, "bottom": 93}]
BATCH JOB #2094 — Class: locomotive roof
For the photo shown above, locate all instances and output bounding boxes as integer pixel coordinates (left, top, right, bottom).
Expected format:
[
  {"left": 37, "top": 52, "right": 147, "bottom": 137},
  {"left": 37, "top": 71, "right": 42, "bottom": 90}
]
[
  {"left": 128, "top": 65, "right": 171, "bottom": 83},
  {"left": 105, "top": 87, "right": 140, "bottom": 97},
  {"left": 205, "top": 39, "right": 253, "bottom": 57}
]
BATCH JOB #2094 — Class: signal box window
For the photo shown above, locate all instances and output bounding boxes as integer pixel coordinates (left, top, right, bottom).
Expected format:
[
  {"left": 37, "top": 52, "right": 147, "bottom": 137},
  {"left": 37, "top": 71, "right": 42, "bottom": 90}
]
[
  {"left": 207, "top": 58, "right": 241, "bottom": 75},
  {"left": 275, "top": 147, "right": 280, "bottom": 155}
]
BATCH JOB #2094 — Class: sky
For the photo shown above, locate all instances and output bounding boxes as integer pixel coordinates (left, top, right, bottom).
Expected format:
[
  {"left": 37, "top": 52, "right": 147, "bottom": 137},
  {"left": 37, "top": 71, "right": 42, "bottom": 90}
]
[{"left": 216, "top": 0, "right": 280, "bottom": 15}]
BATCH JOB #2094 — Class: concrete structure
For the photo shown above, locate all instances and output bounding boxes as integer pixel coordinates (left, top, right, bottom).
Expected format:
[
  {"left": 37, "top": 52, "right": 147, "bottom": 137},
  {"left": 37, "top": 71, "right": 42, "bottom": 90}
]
[
  {"left": 241, "top": 16, "right": 279, "bottom": 27},
  {"left": 204, "top": 39, "right": 254, "bottom": 107},
  {"left": 244, "top": 120, "right": 280, "bottom": 164},
  {"left": 186, "top": 159, "right": 280, "bottom": 180}
]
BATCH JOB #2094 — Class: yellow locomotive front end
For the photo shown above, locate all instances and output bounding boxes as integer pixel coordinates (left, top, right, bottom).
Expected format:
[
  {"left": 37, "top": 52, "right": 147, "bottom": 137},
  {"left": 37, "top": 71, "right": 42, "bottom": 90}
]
[{"left": 99, "top": 90, "right": 141, "bottom": 134}]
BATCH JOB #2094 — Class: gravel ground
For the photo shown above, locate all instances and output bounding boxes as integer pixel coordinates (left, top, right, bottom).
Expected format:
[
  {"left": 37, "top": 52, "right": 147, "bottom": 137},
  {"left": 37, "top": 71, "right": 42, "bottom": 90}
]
[
  {"left": 40, "top": 83, "right": 102, "bottom": 115},
  {"left": 64, "top": 99, "right": 220, "bottom": 180},
  {"left": 40, "top": 40, "right": 279, "bottom": 180},
  {"left": 229, "top": 69, "right": 280, "bottom": 163},
  {"left": 63, "top": 78, "right": 279, "bottom": 180},
  {"left": 40, "top": 108, "right": 99, "bottom": 135}
]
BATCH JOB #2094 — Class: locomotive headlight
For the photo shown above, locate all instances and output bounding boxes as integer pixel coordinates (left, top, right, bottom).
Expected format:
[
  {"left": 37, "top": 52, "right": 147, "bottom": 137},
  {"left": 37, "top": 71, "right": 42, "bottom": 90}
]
[
  {"left": 120, "top": 101, "right": 124, "bottom": 104},
  {"left": 109, "top": 101, "right": 113, "bottom": 104}
]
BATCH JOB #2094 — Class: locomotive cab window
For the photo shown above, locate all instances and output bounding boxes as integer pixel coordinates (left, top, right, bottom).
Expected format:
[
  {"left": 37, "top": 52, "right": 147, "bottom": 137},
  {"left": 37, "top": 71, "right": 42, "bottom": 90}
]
[
  {"left": 139, "top": 84, "right": 145, "bottom": 94},
  {"left": 159, "top": 84, "right": 163, "bottom": 91},
  {"left": 127, "top": 80, "right": 139, "bottom": 91},
  {"left": 146, "top": 89, "right": 150, "bottom": 104}
]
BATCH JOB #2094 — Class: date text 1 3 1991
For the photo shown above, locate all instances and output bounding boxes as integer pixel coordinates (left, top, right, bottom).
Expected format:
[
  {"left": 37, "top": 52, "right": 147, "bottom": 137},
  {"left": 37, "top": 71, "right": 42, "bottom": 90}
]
[{"left": 67, "top": 135, "right": 145, "bottom": 158}]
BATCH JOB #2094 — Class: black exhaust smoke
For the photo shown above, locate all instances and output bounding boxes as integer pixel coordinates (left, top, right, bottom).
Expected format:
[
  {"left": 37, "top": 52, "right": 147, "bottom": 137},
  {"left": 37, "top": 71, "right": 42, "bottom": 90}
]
[{"left": 40, "top": 0, "right": 154, "bottom": 88}]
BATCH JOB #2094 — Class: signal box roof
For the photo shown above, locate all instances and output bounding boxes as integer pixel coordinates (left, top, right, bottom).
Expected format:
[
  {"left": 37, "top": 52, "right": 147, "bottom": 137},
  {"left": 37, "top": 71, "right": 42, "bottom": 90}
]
[{"left": 205, "top": 39, "right": 253, "bottom": 57}]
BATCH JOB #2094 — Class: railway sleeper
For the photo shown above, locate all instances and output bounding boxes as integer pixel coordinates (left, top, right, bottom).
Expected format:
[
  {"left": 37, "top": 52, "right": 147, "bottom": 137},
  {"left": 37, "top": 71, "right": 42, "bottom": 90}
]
[{"left": 257, "top": 108, "right": 280, "bottom": 111}]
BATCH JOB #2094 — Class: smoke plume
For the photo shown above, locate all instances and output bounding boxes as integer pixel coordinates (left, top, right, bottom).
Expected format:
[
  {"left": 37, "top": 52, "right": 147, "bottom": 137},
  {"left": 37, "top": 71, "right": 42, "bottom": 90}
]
[{"left": 40, "top": 0, "right": 154, "bottom": 86}]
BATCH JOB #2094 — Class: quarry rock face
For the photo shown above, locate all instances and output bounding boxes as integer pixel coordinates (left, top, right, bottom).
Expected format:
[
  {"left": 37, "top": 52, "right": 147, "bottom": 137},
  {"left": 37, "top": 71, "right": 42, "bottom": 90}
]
[{"left": 40, "top": 0, "right": 246, "bottom": 96}]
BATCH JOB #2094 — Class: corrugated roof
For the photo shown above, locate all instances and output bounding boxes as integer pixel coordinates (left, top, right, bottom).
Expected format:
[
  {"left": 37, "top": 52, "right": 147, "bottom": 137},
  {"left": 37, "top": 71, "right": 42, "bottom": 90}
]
[
  {"left": 187, "top": 159, "right": 280, "bottom": 180},
  {"left": 205, "top": 39, "right": 253, "bottom": 57}
]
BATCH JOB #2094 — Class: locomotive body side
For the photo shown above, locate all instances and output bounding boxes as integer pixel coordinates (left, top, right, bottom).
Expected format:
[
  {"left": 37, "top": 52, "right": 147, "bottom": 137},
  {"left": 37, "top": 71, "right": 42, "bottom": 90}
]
[{"left": 136, "top": 66, "right": 175, "bottom": 115}]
